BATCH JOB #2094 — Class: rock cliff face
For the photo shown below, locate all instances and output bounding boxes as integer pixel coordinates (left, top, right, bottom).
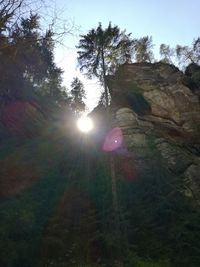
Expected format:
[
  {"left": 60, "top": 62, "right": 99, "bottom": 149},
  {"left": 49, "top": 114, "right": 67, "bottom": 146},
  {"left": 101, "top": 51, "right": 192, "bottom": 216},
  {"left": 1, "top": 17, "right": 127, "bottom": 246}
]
[{"left": 108, "top": 62, "right": 200, "bottom": 204}]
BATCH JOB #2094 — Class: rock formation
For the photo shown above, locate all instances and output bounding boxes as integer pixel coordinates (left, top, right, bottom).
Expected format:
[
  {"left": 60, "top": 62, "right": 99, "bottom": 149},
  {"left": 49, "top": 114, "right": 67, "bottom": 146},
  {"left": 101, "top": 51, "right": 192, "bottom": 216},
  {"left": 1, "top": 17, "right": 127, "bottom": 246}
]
[{"left": 107, "top": 62, "right": 200, "bottom": 205}]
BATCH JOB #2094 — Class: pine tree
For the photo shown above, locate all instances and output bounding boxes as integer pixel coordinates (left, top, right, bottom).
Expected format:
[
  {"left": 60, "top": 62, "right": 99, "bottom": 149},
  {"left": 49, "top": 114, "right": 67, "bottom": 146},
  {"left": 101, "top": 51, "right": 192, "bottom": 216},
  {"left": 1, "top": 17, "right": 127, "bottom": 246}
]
[
  {"left": 77, "top": 22, "right": 133, "bottom": 106},
  {"left": 70, "top": 77, "right": 86, "bottom": 115}
]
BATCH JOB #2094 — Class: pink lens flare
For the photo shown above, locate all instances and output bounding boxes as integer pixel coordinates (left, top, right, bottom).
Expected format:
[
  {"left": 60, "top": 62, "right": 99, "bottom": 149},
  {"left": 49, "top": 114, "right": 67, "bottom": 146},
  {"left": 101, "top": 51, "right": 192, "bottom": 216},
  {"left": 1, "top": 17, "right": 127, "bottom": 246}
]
[{"left": 103, "top": 127, "right": 123, "bottom": 151}]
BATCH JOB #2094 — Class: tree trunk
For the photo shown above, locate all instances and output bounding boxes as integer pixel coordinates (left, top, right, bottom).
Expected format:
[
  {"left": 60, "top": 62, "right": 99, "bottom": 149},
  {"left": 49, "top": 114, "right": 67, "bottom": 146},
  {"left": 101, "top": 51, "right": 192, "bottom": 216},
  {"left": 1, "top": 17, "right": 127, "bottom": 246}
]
[
  {"left": 110, "top": 154, "right": 120, "bottom": 231},
  {"left": 101, "top": 49, "right": 109, "bottom": 107},
  {"left": 101, "top": 48, "right": 123, "bottom": 266}
]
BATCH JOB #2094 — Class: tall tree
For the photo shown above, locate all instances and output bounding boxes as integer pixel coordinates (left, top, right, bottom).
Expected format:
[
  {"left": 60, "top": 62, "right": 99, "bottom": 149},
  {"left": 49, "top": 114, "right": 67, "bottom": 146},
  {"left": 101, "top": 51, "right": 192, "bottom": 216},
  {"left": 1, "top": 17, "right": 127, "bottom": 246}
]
[
  {"left": 70, "top": 77, "right": 86, "bottom": 115},
  {"left": 134, "top": 36, "right": 154, "bottom": 63},
  {"left": 77, "top": 24, "right": 132, "bottom": 263},
  {"left": 77, "top": 22, "right": 133, "bottom": 106},
  {"left": 0, "top": 12, "right": 69, "bottom": 107}
]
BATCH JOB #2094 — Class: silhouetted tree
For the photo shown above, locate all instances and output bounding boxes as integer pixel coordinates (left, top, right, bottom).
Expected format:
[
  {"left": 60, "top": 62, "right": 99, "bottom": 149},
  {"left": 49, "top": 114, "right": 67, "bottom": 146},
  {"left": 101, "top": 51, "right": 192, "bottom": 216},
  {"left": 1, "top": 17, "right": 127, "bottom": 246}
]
[
  {"left": 77, "top": 24, "right": 132, "bottom": 263},
  {"left": 0, "top": 0, "right": 24, "bottom": 33},
  {"left": 0, "top": 12, "right": 69, "bottom": 107},
  {"left": 70, "top": 77, "right": 86, "bottom": 115},
  {"left": 98, "top": 92, "right": 107, "bottom": 107},
  {"left": 77, "top": 22, "right": 133, "bottom": 106}
]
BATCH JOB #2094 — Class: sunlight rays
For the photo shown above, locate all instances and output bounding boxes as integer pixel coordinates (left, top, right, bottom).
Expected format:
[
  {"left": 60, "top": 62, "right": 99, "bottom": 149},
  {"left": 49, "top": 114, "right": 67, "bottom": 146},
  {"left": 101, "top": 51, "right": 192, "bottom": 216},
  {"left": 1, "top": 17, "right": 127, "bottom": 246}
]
[{"left": 77, "top": 116, "right": 94, "bottom": 133}]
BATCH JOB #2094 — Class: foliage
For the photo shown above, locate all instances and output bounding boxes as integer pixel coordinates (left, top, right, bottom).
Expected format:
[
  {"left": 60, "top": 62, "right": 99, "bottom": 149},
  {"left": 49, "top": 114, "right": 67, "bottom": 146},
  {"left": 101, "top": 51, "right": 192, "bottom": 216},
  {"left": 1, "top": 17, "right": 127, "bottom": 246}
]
[
  {"left": 70, "top": 77, "right": 86, "bottom": 115},
  {"left": 176, "top": 38, "right": 200, "bottom": 68},
  {"left": 77, "top": 22, "right": 134, "bottom": 105},
  {"left": 0, "top": 11, "right": 69, "bottom": 108},
  {"left": 159, "top": 44, "right": 174, "bottom": 64},
  {"left": 133, "top": 36, "right": 154, "bottom": 63},
  {"left": 77, "top": 22, "right": 133, "bottom": 79},
  {"left": 0, "top": 0, "right": 25, "bottom": 32},
  {"left": 125, "top": 253, "right": 170, "bottom": 267},
  {"left": 0, "top": 135, "right": 71, "bottom": 267},
  {"left": 1, "top": 127, "right": 200, "bottom": 267}
]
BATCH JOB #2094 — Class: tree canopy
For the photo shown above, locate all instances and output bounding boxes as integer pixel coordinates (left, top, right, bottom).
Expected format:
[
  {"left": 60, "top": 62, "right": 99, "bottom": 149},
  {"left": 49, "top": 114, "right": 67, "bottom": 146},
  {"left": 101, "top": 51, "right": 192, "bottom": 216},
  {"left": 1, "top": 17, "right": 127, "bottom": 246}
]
[
  {"left": 133, "top": 36, "right": 154, "bottom": 63},
  {"left": 0, "top": 11, "right": 69, "bottom": 108},
  {"left": 77, "top": 22, "right": 134, "bottom": 106},
  {"left": 176, "top": 38, "right": 200, "bottom": 68},
  {"left": 160, "top": 44, "right": 174, "bottom": 64}
]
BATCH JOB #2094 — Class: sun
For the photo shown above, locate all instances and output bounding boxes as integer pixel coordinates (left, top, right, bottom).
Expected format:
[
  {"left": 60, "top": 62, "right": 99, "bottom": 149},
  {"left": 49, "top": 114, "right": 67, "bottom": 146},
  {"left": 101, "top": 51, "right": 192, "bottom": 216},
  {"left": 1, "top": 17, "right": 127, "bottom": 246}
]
[{"left": 77, "top": 116, "right": 94, "bottom": 133}]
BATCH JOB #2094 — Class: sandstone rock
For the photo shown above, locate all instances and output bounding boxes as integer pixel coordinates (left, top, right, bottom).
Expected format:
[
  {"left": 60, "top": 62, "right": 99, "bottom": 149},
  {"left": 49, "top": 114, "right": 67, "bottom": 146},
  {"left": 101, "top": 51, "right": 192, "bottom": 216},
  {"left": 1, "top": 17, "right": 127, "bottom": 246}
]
[
  {"left": 115, "top": 108, "right": 139, "bottom": 128},
  {"left": 109, "top": 62, "right": 200, "bottom": 203},
  {"left": 115, "top": 108, "right": 149, "bottom": 149},
  {"left": 124, "top": 133, "right": 146, "bottom": 148},
  {"left": 115, "top": 108, "right": 153, "bottom": 132},
  {"left": 108, "top": 62, "right": 200, "bottom": 135},
  {"left": 156, "top": 140, "right": 193, "bottom": 174}
]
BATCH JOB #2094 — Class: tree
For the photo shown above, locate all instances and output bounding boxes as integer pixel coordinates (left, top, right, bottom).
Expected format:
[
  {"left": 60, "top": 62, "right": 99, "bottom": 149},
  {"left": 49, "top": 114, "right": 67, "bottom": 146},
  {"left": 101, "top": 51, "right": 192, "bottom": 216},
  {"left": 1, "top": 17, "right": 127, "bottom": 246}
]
[
  {"left": 0, "top": 0, "right": 24, "bottom": 33},
  {"left": 0, "top": 12, "right": 70, "bottom": 108},
  {"left": 70, "top": 77, "right": 86, "bottom": 115},
  {"left": 0, "top": 0, "right": 77, "bottom": 108},
  {"left": 77, "top": 22, "right": 134, "bottom": 106},
  {"left": 134, "top": 36, "right": 154, "bottom": 63},
  {"left": 159, "top": 44, "right": 174, "bottom": 64},
  {"left": 0, "top": 13, "right": 43, "bottom": 103},
  {"left": 176, "top": 38, "right": 200, "bottom": 68},
  {"left": 193, "top": 37, "right": 200, "bottom": 63},
  {"left": 176, "top": 45, "right": 195, "bottom": 67},
  {"left": 77, "top": 24, "right": 132, "bottom": 263},
  {"left": 98, "top": 92, "right": 107, "bottom": 107}
]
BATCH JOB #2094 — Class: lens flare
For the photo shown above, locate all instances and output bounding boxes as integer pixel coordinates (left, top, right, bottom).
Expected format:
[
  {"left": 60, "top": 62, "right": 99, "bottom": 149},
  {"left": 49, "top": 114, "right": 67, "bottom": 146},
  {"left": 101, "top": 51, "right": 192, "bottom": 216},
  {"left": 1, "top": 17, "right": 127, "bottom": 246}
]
[
  {"left": 77, "top": 116, "right": 94, "bottom": 133},
  {"left": 103, "top": 127, "right": 123, "bottom": 151}
]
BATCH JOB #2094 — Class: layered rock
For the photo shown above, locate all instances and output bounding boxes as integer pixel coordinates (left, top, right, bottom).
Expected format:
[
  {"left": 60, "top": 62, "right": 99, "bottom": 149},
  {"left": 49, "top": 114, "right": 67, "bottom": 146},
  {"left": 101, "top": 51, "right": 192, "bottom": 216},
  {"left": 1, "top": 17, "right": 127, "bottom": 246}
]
[{"left": 108, "top": 62, "right": 200, "bottom": 204}]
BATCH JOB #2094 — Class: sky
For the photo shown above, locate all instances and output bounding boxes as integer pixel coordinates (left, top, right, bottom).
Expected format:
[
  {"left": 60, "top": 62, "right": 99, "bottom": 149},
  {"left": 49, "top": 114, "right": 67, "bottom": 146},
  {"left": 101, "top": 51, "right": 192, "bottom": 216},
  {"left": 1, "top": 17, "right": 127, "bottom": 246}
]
[{"left": 52, "top": 0, "right": 200, "bottom": 110}]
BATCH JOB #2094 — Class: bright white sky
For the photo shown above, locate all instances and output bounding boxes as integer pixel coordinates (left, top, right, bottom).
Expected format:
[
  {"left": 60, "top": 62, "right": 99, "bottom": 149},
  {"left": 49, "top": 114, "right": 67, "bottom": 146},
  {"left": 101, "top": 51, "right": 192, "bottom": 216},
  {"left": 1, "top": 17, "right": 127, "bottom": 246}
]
[{"left": 51, "top": 0, "right": 200, "bottom": 111}]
